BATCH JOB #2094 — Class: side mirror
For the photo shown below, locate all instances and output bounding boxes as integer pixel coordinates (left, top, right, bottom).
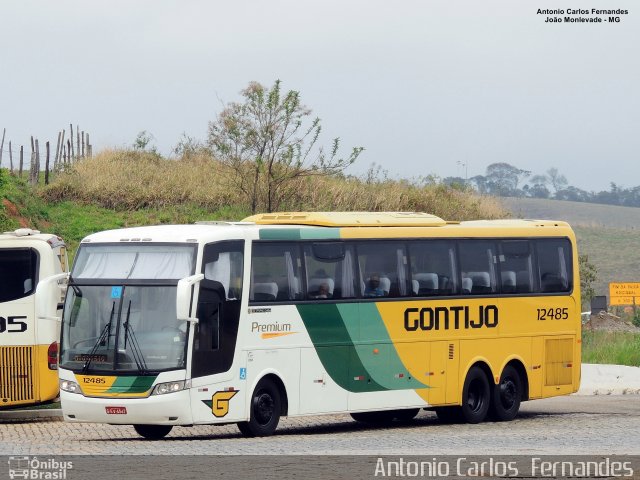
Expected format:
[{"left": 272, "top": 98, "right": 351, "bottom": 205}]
[
  {"left": 35, "top": 273, "right": 69, "bottom": 322},
  {"left": 176, "top": 274, "right": 204, "bottom": 323}
]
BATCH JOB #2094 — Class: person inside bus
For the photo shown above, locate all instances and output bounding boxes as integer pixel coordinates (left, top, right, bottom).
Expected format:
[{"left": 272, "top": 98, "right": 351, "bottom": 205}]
[
  {"left": 312, "top": 282, "right": 330, "bottom": 299},
  {"left": 364, "top": 273, "right": 385, "bottom": 297}
]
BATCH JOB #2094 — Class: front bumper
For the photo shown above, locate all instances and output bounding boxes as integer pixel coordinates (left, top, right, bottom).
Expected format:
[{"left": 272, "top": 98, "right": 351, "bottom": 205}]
[{"left": 60, "top": 389, "right": 193, "bottom": 425}]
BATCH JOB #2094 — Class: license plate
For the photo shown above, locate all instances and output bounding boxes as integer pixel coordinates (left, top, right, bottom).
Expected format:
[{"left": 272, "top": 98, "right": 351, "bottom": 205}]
[{"left": 105, "top": 406, "right": 127, "bottom": 415}]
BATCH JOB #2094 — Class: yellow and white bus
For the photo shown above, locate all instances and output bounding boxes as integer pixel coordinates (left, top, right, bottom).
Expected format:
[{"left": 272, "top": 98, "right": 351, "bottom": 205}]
[
  {"left": 44, "top": 212, "right": 580, "bottom": 439},
  {"left": 1, "top": 228, "right": 68, "bottom": 408}
]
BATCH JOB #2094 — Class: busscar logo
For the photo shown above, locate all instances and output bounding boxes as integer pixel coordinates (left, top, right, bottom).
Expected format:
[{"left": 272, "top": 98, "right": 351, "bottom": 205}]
[{"left": 8, "top": 456, "right": 73, "bottom": 479}]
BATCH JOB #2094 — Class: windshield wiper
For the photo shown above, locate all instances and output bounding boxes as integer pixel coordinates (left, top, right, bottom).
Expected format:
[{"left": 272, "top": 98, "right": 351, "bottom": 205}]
[
  {"left": 122, "top": 300, "right": 148, "bottom": 374},
  {"left": 82, "top": 301, "right": 115, "bottom": 373}
]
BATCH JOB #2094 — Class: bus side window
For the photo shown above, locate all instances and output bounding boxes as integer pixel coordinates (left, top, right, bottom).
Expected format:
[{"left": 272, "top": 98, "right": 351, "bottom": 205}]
[
  {"left": 536, "top": 239, "right": 572, "bottom": 293},
  {"left": 356, "top": 241, "right": 408, "bottom": 298},
  {"left": 250, "top": 243, "right": 302, "bottom": 303},
  {"left": 499, "top": 240, "right": 533, "bottom": 294},
  {"left": 408, "top": 241, "right": 457, "bottom": 297},
  {"left": 304, "top": 242, "right": 357, "bottom": 300},
  {"left": 458, "top": 240, "right": 497, "bottom": 295}
]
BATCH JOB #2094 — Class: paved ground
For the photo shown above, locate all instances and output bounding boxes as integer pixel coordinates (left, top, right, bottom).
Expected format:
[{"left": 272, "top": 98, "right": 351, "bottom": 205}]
[{"left": 1, "top": 396, "right": 638, "bottom": 456}]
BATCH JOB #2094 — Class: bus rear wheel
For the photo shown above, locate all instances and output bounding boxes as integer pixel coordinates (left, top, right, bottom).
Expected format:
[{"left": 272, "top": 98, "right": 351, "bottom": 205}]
[
  {"left": 237, "top": 378, "right": 282, "bottom": 437},
  {"left": 460, "top": 366, "right": 490, "bottom": 424},
  {"left": 133, "top": 424, "right": 173, "bottom": 440},
  {"left": 489, "top": 365, "right": 522, "bottom": 421}
]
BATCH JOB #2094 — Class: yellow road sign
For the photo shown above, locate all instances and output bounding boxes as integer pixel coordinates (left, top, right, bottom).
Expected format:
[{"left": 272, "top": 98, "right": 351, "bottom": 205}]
[
  {"left": 609, "top": 283, "right": 640, "bottom": 298},
  {"left": 609, "top": 296, "right": 636, "bottom": 306}
]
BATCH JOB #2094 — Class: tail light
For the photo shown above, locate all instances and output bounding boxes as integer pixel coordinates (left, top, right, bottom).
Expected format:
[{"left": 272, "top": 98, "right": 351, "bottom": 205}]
[{"left": 48, "top": 342, "right": 58, "bottom": 370}]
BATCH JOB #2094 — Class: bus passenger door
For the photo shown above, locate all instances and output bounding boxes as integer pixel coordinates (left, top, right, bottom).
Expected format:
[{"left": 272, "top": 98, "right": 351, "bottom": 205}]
[{"left": 190, "top": 241, "right": 244, "bottom": 423}]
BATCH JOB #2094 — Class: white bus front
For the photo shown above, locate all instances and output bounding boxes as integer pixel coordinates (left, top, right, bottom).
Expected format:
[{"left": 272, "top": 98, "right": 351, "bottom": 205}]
[{"left": 57, "top": 243, "right": 197, "bottom": 436}]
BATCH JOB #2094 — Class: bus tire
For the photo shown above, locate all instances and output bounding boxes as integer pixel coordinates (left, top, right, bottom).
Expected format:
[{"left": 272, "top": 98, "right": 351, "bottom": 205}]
[
  {"left": 237, "top": 377, "right": 281, "bottom": 437},
  {"left": 460, "top": 366, "right": 491, "bottom": 424},
  {"left": 133, "top": 424, "right": 173, "bottom": 440},
  {"left": 489, "top": 365, "right": 522, "bottom": 421}
]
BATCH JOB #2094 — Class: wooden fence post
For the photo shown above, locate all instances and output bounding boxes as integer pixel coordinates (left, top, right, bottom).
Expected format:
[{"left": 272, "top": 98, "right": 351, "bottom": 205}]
[
  {"left": 76, "top": 125, "right": 80, "bottom": 162},
  {"left": 0, "top": 128, "right": 5, "bottom": 168},
  {"left": 30, "top": 137, "right": 35, "bottom": 184},
  {"left": 70, "top": 124, "right": 75, "bottom": 161},
  {"left": 19, "top": 146, "right": 24, "bottom": 178},
  {"left": 9, "top": 141, "right": 13, "bottom": 174},
  {"left": 33, "top": 138, "right": 41, "bottom": 185},
  {"left": 55, "top": 131, "right": 62, "bottom": 169},
  {"left": 45, "top": 141, "right": 50, "bottom": 185}
]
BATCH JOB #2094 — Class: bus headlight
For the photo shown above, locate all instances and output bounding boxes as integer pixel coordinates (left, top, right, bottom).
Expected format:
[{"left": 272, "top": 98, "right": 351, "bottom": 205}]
[
  {"left": 152, "top": 380, "right": 189, "bottom": 395},
  {"left": 60, "top": 380, "right": 81, "bottom": 394}
]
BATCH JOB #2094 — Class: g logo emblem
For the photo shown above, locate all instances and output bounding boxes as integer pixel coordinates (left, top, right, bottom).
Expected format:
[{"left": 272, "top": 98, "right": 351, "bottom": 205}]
[{"left": 212, "top": 391, "right": 238, "bottom": 417}]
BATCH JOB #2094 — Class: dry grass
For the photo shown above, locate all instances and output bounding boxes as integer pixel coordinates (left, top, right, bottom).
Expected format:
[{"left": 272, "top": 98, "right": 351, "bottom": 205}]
[{"left": 42, "top": 149, "right": 508, "bottom": 221}]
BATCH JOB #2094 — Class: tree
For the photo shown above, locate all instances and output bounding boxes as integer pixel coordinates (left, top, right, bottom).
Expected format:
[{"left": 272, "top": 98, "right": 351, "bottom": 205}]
[
  {"left": 173, "top": 133, "right": 207, "bottom": 158},
  {"left": 579, "top": 254, "right": 597, "bottom": 309},
  {"left": 484, "top": 163, "right": 531, "bottom": 197},
  {"left": 132, "top": 131, "right": 158, "bottom": 155},
  {"left": 546, "top": 168, "right": 568, "bottom": 196},
  {"left": 525, "top": 174, "right": 550, "bottom": 198},
  {"left": 207, "top": 80, "right": 364, "bottom": 213}
]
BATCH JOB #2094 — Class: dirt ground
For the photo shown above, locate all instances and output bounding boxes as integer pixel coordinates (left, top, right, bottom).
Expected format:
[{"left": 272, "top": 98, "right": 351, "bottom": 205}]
[{"left": 584, "top": 310, "right": 640, "bottom": 333}]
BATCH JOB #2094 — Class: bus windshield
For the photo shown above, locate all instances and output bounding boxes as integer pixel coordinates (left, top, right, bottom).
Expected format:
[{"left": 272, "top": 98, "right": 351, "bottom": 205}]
[
  {"left": 60, "top": 285, "right": 188, "bottom": 373},
  {"left": 60, "top": 243, "right": 196, "bottom": 373}
]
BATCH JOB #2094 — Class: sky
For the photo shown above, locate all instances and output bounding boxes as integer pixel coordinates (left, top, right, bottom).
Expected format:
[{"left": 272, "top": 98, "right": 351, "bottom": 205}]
[{"left": 0, "top": 0, "right": 638, "bottom": 192}]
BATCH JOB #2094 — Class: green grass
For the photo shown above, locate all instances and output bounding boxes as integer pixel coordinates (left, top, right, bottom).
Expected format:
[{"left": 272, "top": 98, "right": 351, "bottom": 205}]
[
  {"left": 573, "top": 226, "right": 640, "bottom": 297},
  {"left": 582, "top": 331, "right": 640, "bottom": 366},
  {"left": 1, "top": 173, "right": 249, "bottom": 261}
]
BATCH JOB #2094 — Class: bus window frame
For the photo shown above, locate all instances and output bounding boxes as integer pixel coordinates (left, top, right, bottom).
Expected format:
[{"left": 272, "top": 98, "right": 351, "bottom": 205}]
[{"left": 247, "top": 236, "right": 575, "bottom": 306}]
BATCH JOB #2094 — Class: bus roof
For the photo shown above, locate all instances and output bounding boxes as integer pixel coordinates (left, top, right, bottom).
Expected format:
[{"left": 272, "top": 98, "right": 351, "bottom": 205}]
[
  {"left": 243, "top": 212, "right": 448, "bottom": 227},
  {"left": 0, "top": 229, "right": 64, "bottom": 247},
  {"left": 77, "top": 214, "right": 573, "bottom": 245}
]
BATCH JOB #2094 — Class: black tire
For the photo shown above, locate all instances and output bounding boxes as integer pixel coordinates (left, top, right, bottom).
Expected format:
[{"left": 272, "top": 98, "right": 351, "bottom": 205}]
[
  {"left": 460, "top": 366, "right": 491, "bottom": 424},
  {"left": 133, "top": 424, "right": 173, "bottom": 440},
  {"left": 489, "top": 365, "right": 522, "bottom": 421},
  {"left": 237, "top": 378, "right": 282, "bottom": 437},
  {"left": 434, "top": 406, "right": 463, "bottom": 423},
  {"left": 350, "top": 411, "right": 396, "bottom": 424},
  {"left": 393, "top": 408, "right": 420, "bottom": 422}
]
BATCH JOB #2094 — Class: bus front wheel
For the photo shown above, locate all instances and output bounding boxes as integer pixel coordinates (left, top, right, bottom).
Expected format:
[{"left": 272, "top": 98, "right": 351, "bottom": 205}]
[
  {"left": 133, "top": 424, "right": 173, "bottom": 440},
  {"left": 237, "top": 378, "right": 282, "bottom": 437},
  {"left": 489, "top": 365, "right": 522, "bottom": 421},
  {"left": 460, "top": 366, "right": 490, "bottom": 424}
]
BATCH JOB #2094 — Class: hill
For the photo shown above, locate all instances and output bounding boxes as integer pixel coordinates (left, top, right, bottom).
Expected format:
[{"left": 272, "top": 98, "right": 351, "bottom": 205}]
[
  {"left": 1, "top": 150, "right": 507, "bottom": 258},
  {"left": 501, "top": 197, "right": 640, "bottom": 229},
  {"left": 501, "top": 197, "right": 640, "bottom": 300}
]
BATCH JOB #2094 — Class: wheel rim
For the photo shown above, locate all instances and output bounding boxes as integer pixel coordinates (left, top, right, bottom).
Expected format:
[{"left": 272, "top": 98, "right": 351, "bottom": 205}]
[
  {"left": 254, "top": 391, "right": 275, "bottom": 425},
  {"left": 466, "top": 378, "right": 485, "bottom": 413},
  {"left": 499, "top": 377, "right": 517, "bottom": 410}
]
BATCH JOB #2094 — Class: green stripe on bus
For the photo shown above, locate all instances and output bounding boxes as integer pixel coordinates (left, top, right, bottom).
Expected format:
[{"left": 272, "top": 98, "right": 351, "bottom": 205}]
[
  {"left": 259, "top": 228, "right": 341, "bottom": 240},
  {"left": 352, "top": 303, "right": 428, "bottom": 390},
  {"left": 107, "top": 376, "right": 156, "bottom": 393},
  {"left": 297, "top": 303, "right": 386, "bottom": 393}
]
